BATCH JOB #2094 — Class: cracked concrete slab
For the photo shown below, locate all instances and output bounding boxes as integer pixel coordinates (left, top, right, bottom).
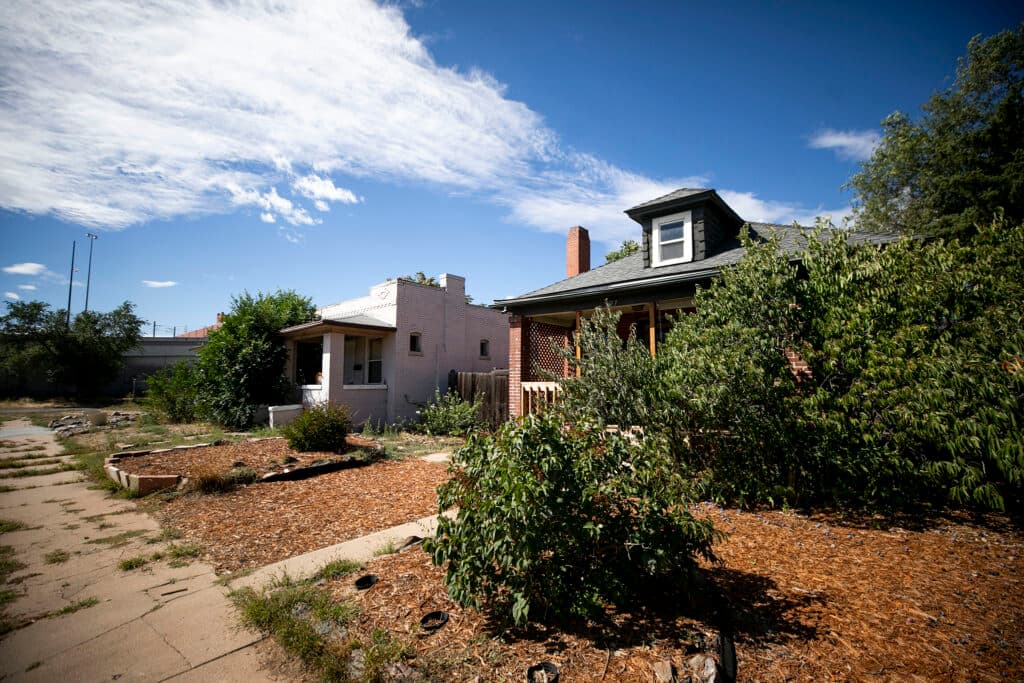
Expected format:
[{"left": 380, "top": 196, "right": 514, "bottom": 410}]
[{"left": 0, "top": 418, "right": 275, "bottom": 682}]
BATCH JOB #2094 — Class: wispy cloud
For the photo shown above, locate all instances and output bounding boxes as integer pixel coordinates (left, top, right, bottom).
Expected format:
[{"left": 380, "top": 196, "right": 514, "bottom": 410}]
[
  {"left": 292, "top": 174, "right": 361, "bottom": 210},
  {"left": 4, "top": 292, "right": 19, "bottom": 300},
  {"left": 0, "top": 0, "right": 846, "bottom": 243},
  {"left": 17, "top": 284, "right": 37, "bottom": 290},
  {"left": 142, "top": 280, "right": 178, "bottom": 288},
  {"left": 809, "top": 128, "right": 881, "bottom": 161},
  {"left": 3, "top": 262, "right": 47, "bottom": 276}
]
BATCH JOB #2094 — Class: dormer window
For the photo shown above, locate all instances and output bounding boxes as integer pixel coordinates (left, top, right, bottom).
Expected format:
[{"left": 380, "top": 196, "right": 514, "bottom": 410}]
[{"left": 652, "top": 210, "right": 693, "bottom": 267}]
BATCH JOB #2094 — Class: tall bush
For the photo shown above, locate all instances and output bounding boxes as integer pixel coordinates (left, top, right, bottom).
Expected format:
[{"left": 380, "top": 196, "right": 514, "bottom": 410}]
[
  {"left": 195, "top": 290, "right": 315, "bottom": 428},
  {"left": 145, "top": 361, "right": 200, "bottom": 423},
  {"left": 428, "top": 413, "right": 717, "bottom": 626}
]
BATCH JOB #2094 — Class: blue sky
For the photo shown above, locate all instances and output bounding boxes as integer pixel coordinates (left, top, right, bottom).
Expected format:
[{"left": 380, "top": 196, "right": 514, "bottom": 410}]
[{"left": 1, "top": 0, "right": 1018, "bottom": 334}]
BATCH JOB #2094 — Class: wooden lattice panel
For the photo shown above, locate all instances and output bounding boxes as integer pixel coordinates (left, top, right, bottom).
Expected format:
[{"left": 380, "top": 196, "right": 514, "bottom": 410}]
[{"left": 526, "top": 320, "right": 570, "bottom": 381}]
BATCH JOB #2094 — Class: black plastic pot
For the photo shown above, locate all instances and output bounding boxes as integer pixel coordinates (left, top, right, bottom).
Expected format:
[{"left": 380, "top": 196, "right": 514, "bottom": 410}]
[
  {"left": 354, "top": 574, "right": 378, "bottom": 590},
  {"left": 419, "top": 610, "right": 449, "bottom": 632},
  {"left": 526, "top": 661, "right": 559, "bottom": 682}
]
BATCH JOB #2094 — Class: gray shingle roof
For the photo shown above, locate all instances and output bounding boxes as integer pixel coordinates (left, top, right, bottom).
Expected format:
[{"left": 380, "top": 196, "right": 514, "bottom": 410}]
[
  {"left": 496, "top": 223, "right": 901, "bottom": 307},
  {"left": 626, "top": 188, "right": 711, "bottom": 213}
]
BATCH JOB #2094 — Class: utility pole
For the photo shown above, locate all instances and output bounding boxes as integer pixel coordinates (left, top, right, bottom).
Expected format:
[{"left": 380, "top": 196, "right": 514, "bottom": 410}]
[
  {"left": 84, "top": 232, "right": 98, "bottom": 312},
  {"left": 66, "top": 241, "right": 76, "bottom": 330}
]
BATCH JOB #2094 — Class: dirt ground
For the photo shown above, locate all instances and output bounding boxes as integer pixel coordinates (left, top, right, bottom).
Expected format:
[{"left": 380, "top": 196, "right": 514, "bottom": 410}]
[
  {"left": 154, "top": 455, "right": 450, "bottom": 573},
  {"left": 326, "top": 506, "right": 1023, "bottom": 682}
]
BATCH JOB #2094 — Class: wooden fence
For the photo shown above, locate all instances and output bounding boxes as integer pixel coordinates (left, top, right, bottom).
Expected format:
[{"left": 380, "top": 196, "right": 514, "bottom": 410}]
[{"left": 449, "top": 369, "right": 509, "bottom": 427}]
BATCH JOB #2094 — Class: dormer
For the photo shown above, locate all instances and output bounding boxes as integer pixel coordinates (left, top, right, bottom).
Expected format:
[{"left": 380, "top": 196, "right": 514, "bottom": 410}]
[{"left": 625, "top": 188, "right": 745, "bottom": 268}]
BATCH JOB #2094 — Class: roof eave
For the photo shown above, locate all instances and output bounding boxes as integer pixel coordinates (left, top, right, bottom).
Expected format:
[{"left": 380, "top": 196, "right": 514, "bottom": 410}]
[
  {"left": 279, "top": 319, "right": 396, "bottom": 337},
  {"left": 624, "top": 189, "right": 744, "bottom": 227}
]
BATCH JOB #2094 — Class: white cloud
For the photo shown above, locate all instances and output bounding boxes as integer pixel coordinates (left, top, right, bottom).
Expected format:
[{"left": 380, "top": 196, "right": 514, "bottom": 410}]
[
  {"left": 809, "top": 128, "right": 881, "bottom": 161},
  {"left": 3, "top": 262, "right": 47, "bottom": 276},
  {"left": 142, "top": 280, "right": 178, "bottom": 288},
  {"left": 17, "top": 284, "right": 37, "bottom": 290},
  {"left": 4, "top": 291, "right": 19, "bottom": 300},
  {"left": 292, "top": 174, "right": 361, "bottom": 206},
  {"left": 226, "top": 184, "right": 315, "bottom": 226},
  {"left": 0, "top": 0, "right": 847, "bottom": 243}
]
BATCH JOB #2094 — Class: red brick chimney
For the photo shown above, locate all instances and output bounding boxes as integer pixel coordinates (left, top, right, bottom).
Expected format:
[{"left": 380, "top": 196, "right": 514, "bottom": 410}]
[{"left": 567, "top": 226, "right": 590, "bottom": 278}]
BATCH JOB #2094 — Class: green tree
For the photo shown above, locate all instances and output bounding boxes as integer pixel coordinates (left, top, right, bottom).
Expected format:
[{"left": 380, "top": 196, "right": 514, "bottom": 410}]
[
  {"left": 195, "top": 290, "right": 315, "bottom": 428},
  {"left": 0, "top": 301, "right": 143, "bottom": 397},
  {"left": 849, "top": 23, "right": 1024, "bottom": 237},
  {"left": 604, "top": 239, "right": 640, "bottom": 263}
]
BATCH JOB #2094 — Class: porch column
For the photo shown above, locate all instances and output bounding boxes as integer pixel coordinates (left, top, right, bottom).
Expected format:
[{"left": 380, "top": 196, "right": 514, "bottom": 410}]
[
  {"left": 575, "top": 311, "right": 582, "bottom": 377},
  {"left": 321, "top": 332, "right": 345, "bottom": 404},
  {"left": 648, "top": 303, "right": 657, "bottom": 358},
  {"left": 508, "top": 315, "right": 528, "bottom": 418}
]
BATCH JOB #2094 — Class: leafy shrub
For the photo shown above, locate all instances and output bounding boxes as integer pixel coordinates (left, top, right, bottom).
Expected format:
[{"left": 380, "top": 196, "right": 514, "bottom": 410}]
[
  {"left": 283, "top": 403, "right": 352, "bottom": 452},
  {"left": 145, "top": 361, "right": 200, "bottom": 423},
  {"left": 418, "top": 390, "right": 482, "bottom": 436},
  {"left": 593, "top": 219, "right": 1024, "bottom": 512},
  {"left": 427, "top": 412, "right": 717, "bottom": 626}
]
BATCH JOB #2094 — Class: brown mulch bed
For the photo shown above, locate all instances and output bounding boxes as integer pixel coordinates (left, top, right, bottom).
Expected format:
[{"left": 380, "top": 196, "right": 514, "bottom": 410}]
[
  {"left": 326, "top": 505, "right": 1023, "bottom": 682},
  {"left": 156, "top": 457, "right": 449, "bottom": 572},
  {"left": 116, "top": 436, "right": 379, "bottom": 477}
]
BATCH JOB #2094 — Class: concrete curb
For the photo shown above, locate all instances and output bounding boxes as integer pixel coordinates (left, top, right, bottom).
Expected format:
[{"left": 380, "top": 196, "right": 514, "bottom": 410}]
[
  {"left": 103, "top": 443, "right": 220, "bottom": 495},
  {"left": 228, "top": 510, "right": 456, "bottom": 590}
]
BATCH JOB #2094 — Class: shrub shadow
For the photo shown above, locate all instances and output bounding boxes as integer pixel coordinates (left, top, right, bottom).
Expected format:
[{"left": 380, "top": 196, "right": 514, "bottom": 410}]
[{"left": 487, "top": 565, "right": 820, "bottom": 655}]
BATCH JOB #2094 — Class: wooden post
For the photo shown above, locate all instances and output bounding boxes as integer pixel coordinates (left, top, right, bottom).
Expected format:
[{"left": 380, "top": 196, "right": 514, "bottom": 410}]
[
  {"left": 648, "top": 303, "right": 657, "bottom": 357},
  {"left": 575, "top": 311, "right": 582, "bottom": 377}
]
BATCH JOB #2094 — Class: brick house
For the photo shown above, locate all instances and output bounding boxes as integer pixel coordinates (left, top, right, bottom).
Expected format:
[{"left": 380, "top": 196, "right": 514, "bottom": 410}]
[
  {"left": 279, "top": 273, "right": 508, "bottom": 424},
  {"left": 495, "top": 188, "right": 897, "bottom": 417}
]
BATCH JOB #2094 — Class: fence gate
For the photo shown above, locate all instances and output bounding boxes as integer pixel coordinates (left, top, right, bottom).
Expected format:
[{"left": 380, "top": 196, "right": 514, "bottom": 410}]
[{"left": 449, "top": 369, "right": 509, "bottom": 427}]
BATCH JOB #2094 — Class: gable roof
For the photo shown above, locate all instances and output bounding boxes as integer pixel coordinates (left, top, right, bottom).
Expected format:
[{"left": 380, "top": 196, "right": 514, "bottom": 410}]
[
  {"left": 280, "top": 314, "right": 395, "bottom": 338},
  {"left": 496, "top": 223, "right": 900, "bottom": 309}
]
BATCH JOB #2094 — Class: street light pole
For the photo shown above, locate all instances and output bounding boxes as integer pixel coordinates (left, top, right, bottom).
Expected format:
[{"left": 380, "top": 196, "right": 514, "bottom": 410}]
[
  {"left": 84, "top": 232, "right": 98, "bottom": 312},
  {"left": 66, "top": 241, "right": 76, "bottom": 330}
]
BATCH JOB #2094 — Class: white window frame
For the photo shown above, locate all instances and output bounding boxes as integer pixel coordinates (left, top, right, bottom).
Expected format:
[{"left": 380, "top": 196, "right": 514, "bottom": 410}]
[{"left": 651, "top": 210, "right": 693, "bottom": 267}]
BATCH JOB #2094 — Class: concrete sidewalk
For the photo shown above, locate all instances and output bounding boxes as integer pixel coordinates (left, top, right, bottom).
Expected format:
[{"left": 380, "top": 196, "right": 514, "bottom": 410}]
[
  {"left": 0, "top": 420, "right": 454, "bottom": 681},
  {"left": 0, "top": 419, "right": 274, "bottom": 682}
]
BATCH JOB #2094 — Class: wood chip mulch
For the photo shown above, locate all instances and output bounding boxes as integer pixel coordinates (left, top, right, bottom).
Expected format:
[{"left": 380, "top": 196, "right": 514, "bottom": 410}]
[
  {"left": 116, "top": 437, "right": 377, "bottom": 477},
  {"left": 328, "top": 505, "right": 1023, "bottom": 682},
  {"left": 155, "top": 456, "right": 449, "bottom": 572}
]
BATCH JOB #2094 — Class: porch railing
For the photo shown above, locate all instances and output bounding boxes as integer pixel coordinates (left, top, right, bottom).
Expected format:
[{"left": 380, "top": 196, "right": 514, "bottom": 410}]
[{"left": 521, "top": 381, "right": 562, "bottom": 416}]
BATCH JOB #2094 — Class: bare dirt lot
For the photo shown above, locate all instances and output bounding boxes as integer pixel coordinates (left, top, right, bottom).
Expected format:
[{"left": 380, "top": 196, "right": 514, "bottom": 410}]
[
  {"left": 148, "top": 443, "right": 450, "bottom": 572},
  {"left": 326, "top": 506, "right": 1023, "bottom": 682}
]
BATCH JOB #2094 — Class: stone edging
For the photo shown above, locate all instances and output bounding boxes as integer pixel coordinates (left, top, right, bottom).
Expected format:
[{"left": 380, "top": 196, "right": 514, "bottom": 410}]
[{"left": 103, "top": 442, "right": 222, "bottom": 495}]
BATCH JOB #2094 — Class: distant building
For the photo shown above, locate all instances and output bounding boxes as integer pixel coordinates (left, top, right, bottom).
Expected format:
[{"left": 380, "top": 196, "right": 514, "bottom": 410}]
[{"left": 280, "top": 273, "right": 508, "bottom": 424}]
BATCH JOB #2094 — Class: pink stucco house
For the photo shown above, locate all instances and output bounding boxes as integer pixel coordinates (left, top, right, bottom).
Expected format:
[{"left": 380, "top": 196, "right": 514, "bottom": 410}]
[{"left": 279, "top": 273, "right": 508, "bottom": 424}]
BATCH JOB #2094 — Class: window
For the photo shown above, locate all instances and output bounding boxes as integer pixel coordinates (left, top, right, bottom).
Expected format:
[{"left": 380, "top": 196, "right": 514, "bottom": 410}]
[
  {"left": 409, "top": 332, "right": 422, "bottom": 354},
  {"left": 479, "top": 339, "right": 490, "bottom": 358},
  {"left": 295, "top": 339, "right": 323, "bottom": 385},
  {"left": 368, "top": 338, "right": 383, "bottom": 384},
  {"left": 651, "top": 210, "right": 693, "bottom": 267}
]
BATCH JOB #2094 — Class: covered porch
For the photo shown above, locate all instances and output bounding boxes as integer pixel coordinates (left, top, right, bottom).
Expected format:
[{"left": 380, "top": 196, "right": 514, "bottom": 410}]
[
  {"left": 510, "top": 298, "right": 694, "bottom": 417},
  {"left": 280, "top": 316, "right": 396, "bottom": 425}
]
